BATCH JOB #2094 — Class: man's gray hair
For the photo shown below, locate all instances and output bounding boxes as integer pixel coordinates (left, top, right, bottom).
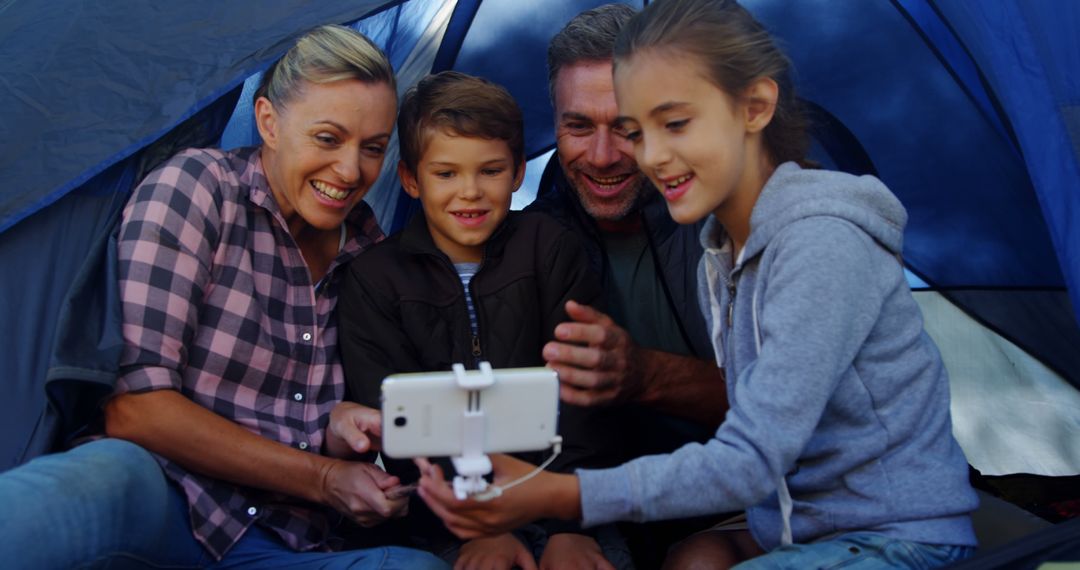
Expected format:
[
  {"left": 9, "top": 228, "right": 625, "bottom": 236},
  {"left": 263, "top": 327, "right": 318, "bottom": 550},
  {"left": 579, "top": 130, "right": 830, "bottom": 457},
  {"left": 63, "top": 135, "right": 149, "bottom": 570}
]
[{"left": 546, "top": 3, "right": 636, "bottom": 103}]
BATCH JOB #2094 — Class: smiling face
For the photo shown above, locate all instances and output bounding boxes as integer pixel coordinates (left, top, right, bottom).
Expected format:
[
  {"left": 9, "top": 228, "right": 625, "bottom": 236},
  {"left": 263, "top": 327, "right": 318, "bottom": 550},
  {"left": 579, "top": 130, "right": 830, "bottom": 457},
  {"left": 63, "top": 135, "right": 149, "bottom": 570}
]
[
  {"left": 553, "top": 60, "right": 647, "bottom": 223},
  {"left": 257, "top": 79, "right": 397, "bottom": 236},
  {"left": 401, "top": 130, "right": 523, "bottom": 263},
  {"left": 613, "top": 50, "right": 775, "bottom": 228}
]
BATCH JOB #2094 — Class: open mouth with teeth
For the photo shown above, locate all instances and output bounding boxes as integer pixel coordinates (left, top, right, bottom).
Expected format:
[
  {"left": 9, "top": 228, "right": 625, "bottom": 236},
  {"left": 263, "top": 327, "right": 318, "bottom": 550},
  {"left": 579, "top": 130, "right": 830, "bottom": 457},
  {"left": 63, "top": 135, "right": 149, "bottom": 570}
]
[
  {"left": 449, "top": 210, "right": 492, "bottom": 227},
  {"left": 660, "top": 173, "right": 695, "bottom": 202},
  {"left": 451, "top": 210, "right": 490, "bottom": 226},
  {"left": 311, "top": 180, "right": 352, "bottom": 202},
  {"left": 583, "top": 172, "right": 635, "bottom": 195},
  {"left": 587, "top": 173, "right": 631, "bottom": 187},
  {"left": 665, "top": 174, "right": 693, "bottom": 188}
]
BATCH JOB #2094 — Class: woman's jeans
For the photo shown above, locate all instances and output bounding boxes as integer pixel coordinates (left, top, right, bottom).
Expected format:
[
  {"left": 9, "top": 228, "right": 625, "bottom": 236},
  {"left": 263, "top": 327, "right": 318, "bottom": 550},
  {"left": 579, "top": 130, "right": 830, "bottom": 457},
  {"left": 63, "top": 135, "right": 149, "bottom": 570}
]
[{"left": 0, "top": 438, "right": 447, "bottom": 569}]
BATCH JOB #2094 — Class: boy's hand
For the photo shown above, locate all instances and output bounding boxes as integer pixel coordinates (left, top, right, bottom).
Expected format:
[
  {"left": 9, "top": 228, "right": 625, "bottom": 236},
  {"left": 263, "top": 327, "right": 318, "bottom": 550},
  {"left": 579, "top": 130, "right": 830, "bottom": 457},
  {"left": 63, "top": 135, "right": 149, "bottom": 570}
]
[
  {"left": 544, "top": 300, "right": 645, "bottom": 407},
  {"left": 540, "top": 534, "right": 615, "bottom": 570},
  {"left": 455, "top": 534, "right": 537, "bottom": 570},
  {"left": 325, "top": 401, "right": 383, "bottom": 458},
  {"left": 415, "top": 455, "right": 581, "bottom": 539}
]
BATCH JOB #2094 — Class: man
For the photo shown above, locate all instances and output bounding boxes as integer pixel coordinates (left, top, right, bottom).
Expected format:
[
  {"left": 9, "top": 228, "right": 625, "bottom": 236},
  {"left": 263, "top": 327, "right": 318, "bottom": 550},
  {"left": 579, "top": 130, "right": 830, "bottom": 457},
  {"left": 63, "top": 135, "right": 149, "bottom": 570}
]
[
  {"left": 529, "top": 3, "right": 725, "bottom": 456},
  {"left": 525, "top": 5, "right": 729, "bottom": 566}
]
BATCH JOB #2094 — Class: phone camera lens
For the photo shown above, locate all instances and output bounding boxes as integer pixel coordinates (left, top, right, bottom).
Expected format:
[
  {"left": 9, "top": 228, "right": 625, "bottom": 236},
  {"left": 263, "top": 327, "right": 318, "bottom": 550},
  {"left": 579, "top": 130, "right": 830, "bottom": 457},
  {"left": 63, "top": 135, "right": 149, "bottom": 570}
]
[{"left": 393, "top": 416, "right": 407, "bottom": 427}]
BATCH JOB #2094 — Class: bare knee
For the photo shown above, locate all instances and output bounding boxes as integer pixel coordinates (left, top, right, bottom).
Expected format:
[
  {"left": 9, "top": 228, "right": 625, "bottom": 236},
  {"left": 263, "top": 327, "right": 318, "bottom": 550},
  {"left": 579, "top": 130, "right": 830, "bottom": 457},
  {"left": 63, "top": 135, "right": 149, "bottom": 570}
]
[{"left": 662, "top": 530, "right": 763, "bottom": 570}]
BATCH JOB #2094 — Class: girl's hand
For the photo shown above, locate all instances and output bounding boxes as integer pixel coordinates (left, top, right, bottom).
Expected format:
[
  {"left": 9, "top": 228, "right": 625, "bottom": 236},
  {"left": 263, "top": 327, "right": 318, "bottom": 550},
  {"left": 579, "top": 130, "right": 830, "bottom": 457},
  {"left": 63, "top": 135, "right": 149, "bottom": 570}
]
[
  {"left": 415, "top": 454, "right": 581, "bottom": 539},
  {"left": 454, "top": 533, "right": 537, "bottom": 570}
]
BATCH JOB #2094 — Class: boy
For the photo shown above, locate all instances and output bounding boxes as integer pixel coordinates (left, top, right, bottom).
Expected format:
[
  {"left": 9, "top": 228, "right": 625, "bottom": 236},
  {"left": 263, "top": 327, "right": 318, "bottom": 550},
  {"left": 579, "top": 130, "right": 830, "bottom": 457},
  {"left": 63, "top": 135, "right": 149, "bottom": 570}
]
[{"left": 338, "top": 71, "right": 629, "bottom": 570}]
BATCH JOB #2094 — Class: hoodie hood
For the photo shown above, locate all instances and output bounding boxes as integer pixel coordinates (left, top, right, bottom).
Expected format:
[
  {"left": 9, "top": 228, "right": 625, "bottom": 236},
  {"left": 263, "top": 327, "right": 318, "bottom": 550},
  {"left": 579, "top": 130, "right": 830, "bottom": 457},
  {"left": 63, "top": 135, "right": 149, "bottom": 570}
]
[{"left": 703, "top": 162, "right": 908, "bottom": 261}]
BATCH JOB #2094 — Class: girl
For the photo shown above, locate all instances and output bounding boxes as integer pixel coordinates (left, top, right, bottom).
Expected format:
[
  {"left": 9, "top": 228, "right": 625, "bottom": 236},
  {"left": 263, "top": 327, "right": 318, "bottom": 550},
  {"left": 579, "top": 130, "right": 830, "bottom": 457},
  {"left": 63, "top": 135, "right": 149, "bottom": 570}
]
[{"left": 417, "top": 1, "right": 978, "bottom": 568}]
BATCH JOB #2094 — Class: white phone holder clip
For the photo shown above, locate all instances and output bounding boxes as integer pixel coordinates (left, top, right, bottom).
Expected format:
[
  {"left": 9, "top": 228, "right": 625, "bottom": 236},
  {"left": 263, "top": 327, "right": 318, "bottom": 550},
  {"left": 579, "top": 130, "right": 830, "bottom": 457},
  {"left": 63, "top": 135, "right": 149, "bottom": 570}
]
[{"left": 450, "top": 361, "right": 495, "bottom": 500}]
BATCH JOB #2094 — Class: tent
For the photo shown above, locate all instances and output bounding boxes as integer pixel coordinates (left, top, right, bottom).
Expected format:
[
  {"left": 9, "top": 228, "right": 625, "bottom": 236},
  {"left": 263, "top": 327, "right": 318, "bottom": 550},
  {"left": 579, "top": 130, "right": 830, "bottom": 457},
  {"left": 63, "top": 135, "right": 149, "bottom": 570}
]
[{"left": 2, "top": 0, "right": 1078, "bottom": 560}]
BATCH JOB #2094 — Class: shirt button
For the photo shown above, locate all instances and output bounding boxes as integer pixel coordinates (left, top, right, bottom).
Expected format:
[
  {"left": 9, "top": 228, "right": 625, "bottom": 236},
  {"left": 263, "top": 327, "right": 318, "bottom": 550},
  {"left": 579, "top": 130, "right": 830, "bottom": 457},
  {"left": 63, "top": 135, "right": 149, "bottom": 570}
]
[
  {"left": 298, "top": 441, "right": 309, "bottom": 450},
  {"left": 293, "top": 393, "right": 303, "bottom": 401},
  {"left": 247, "top": 507, "right": 257, "bottom": 516},
  {"left": 301, "top": 332, "right": 312, "bottom": 342}
]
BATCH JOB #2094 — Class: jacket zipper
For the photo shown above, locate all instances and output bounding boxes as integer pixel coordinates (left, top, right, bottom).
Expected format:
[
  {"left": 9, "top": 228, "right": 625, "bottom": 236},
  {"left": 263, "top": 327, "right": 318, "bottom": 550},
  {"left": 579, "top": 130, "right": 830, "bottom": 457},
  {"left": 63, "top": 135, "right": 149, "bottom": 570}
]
[
  {"left": 428, "top": 250, "right": 484, "bottom": 367},
  {"left": 471, "top": 333, "right": 482, "bottom": 358},
  {"left": 468, "top": 256, "right": 485, "bottom": 366}
]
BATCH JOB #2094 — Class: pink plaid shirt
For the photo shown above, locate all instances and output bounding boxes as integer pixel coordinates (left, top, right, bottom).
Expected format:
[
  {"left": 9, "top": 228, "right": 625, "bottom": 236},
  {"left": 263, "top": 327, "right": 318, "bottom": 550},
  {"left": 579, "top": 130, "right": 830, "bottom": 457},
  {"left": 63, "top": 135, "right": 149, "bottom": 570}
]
[{"left": 115, "top": 146, "right": 383, "bottom": 560}]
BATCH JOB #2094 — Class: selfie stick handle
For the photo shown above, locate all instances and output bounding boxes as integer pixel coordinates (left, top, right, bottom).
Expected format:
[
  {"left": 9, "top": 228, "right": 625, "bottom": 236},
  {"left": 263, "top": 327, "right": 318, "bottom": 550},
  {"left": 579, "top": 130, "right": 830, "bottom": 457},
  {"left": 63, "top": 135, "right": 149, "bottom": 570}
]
[{"left": 451, "top": 362, "right": 495, "bottom": 500}]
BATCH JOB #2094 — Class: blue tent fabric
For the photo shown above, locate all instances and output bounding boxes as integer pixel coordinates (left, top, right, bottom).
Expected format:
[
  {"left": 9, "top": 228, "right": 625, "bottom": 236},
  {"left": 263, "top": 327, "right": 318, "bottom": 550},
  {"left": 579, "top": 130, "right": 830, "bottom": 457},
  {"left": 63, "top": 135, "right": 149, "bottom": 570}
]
[
  {"left": 1, "top": 180, "right": 125, "bottom": 468},
  {"left": 0, "top": 1, "right": 394, "bottom": 234},
  {"left": 754, "top": 0, "right": 1062, "bottom": 291},
  {"left": 31, "top": 90, "right": 244, "bottom": 466},
  {"left": 932, "top": 0, "right": 1080, "bottom": 322}
]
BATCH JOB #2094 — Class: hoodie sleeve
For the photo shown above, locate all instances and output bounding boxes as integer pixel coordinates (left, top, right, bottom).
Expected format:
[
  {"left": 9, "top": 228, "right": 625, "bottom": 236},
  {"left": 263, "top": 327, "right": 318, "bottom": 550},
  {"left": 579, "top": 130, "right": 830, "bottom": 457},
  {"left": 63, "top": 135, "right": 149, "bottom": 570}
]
[{"left": 577, "top": 217, "right": 888, "bottom": 525}]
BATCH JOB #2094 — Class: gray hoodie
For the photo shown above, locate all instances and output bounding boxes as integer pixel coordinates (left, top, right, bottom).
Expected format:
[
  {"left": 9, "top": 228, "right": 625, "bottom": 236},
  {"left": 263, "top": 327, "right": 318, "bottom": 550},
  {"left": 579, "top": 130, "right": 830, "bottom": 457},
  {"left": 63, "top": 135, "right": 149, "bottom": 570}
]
[{"left": 576, "top": 162, "right": 978, "bottom": 550}]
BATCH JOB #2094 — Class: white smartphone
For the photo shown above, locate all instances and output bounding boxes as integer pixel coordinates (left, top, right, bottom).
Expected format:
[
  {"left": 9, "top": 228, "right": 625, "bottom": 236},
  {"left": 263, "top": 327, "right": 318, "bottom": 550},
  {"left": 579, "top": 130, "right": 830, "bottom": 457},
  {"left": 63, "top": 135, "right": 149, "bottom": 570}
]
[{"left": 380, "top": 366, "right": 559, "bottom": 459}]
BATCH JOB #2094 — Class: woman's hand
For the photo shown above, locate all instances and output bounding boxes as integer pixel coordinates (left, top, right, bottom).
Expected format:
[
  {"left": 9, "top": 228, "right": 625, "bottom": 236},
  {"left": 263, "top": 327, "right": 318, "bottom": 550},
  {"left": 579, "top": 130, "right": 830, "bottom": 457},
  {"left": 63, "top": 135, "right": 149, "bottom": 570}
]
[
  {"left": 415, "top": 454, "right": 581, "bottom": 539},
  {"left": 325, "top": 401, "right": 383, "bottom": 458},
  {"left": 455, "top": 534, "right": 537, "bottom": 570},
  {"left": 319, "top": 459, "right": 408, "bottom": 526},
  {"left": 539, "top": 534, "right": 614, "bottom": 570}
]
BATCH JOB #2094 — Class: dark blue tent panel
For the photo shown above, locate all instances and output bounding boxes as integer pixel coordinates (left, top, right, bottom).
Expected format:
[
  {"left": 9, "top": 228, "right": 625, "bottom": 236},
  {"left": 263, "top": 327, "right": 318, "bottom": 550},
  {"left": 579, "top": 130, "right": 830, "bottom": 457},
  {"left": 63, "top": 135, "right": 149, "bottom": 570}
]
[
  {"left": 0, "top": 1, "right": 393, "bottom": 235},
  {"left": 751, "top": 0, "right": 1060, "bottom": 289},
  {"left": 934, "top": 0, "right": 1080, "bottom": 301}
]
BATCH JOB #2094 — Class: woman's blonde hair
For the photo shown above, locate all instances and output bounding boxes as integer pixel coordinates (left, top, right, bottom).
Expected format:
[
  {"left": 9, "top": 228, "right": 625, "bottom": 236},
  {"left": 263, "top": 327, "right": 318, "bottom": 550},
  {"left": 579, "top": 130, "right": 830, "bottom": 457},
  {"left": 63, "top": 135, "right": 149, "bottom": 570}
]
[{"left": 255, "top": 24, "right": 395, "bottom": 108}]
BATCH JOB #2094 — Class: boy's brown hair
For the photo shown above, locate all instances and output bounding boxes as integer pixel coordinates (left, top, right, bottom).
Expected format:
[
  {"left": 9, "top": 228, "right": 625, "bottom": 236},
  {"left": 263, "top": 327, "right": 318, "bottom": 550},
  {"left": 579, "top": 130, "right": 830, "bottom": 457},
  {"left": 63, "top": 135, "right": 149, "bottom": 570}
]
[{"left": 397, "top": 71, "right": 524, "bottom": 174}]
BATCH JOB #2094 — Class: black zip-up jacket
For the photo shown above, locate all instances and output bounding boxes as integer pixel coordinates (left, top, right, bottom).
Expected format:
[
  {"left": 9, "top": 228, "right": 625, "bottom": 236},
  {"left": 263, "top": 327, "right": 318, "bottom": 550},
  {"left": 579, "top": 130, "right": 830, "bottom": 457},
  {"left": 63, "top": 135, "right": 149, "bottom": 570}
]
[
  {"left": 340, "top": 209, "right": 599, "bottom": 409},
  {"left": 525, "top": 156, "right": 716, "bottom": 458},
  {"left": 338, "top": 209, "right": 612, "bottom": 540}
]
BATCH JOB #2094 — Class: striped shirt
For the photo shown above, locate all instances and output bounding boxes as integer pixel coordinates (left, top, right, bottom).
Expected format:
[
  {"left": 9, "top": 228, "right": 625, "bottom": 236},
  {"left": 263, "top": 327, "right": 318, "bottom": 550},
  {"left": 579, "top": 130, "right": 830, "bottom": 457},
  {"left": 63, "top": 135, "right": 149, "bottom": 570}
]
[
  {"left": 454, "top": 262, "right": 481, "bottom": 334},
  {"left": 115, "top": 146, "right": 383, "bottom": 560}
]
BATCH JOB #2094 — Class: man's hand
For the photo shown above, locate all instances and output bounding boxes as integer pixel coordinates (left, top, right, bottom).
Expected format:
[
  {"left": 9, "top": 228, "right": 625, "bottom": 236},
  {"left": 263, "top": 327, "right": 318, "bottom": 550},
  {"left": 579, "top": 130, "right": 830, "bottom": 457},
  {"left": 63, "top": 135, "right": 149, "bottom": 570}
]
[
  {"left": 544, "top": 300, "right": 644, "bottom": 407},
  {"left": 415, "top": 455, "right": 580, "bottom": 539},
  {"left": 319, "top": 460, "right": 408, "bottom": 527},
  {"left": 325, "top": 401, "right": 383, "bottom": 458},
  {"left": 539, "top": 534, "right": 615, "bottom": 570},
  {"left": 455, "top": 534, "right": 537, "bottom": 570}
]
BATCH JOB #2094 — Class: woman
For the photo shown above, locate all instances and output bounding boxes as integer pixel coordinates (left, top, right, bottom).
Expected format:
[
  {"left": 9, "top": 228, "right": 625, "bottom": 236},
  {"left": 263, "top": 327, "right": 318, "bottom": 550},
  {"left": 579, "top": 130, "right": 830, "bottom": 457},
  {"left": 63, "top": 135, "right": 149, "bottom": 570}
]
[{"left": 0, "top": 25, "right": 445, "bottom": 569}]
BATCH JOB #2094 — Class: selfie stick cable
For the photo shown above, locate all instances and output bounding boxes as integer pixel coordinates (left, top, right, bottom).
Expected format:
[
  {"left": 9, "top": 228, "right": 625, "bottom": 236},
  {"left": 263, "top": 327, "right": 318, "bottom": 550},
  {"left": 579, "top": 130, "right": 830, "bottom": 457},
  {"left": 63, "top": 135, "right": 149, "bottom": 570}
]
[
  {"left": 473, "top": 435, "right": 562, "bottom": 502},
  {"left": 450, "top": 362, "right": 563, "bottom": 502}
]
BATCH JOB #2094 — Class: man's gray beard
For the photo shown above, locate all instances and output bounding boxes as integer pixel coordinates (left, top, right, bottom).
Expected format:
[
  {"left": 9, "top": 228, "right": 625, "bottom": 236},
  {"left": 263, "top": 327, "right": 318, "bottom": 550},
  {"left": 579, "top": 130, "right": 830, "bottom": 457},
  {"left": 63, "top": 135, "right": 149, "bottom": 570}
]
[{"left": 575, "top": 175, "right": 651, "bottom": 223}]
